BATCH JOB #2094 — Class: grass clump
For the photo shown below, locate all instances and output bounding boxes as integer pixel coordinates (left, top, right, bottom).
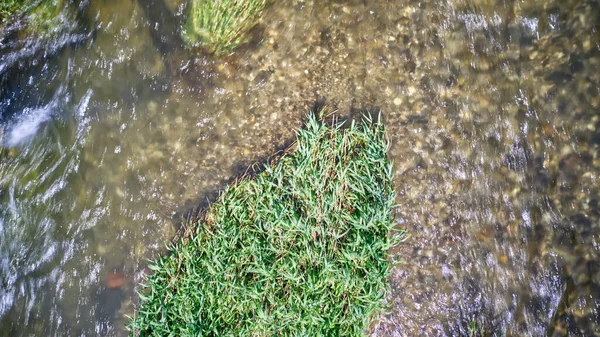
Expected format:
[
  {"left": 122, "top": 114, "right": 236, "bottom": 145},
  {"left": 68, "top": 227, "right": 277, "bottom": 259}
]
[
  {"left": 129, "top": 113, "right": 401, "bottom": 336},
  {"left": 182, "top": 0, "right": 268, "bottom": 55}
]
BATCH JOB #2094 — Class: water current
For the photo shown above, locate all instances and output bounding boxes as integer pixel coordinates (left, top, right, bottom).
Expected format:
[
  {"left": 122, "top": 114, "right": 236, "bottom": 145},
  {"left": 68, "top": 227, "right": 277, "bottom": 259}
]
[{"left": 1, "top": 0, "right": 599, "bottom": 336}]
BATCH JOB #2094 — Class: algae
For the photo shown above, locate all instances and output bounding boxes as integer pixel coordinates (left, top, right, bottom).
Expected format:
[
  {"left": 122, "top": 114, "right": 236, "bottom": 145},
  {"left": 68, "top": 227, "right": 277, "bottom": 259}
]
[{"left": 1, "top": 0, "right": 66, "bottom": 33}]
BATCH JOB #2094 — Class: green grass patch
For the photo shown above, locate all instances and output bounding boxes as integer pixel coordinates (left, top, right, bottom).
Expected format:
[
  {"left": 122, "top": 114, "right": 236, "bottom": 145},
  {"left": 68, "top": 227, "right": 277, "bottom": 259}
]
[
  {"left": 182, "top": 0, "right": 268, "bottom": 55},
  {"left": 129, "top": 113, "right": 402, "bottom": 336}
]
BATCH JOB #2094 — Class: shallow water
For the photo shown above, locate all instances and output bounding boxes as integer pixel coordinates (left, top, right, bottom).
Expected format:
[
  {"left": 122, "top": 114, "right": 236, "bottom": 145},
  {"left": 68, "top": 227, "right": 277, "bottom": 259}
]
[{"left": 1, "top": 0, "right": 599, "bottom": 336}]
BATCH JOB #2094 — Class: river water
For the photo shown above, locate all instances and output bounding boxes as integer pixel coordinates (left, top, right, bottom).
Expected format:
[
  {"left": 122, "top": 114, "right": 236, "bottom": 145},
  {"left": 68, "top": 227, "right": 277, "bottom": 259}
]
[{"left": 0, "top": 0, "right": 599, "bottom": 336}]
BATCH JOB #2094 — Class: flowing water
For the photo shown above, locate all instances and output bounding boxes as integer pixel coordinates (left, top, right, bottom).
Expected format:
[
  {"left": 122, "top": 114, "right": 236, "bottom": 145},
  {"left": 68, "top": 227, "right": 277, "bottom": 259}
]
[{"left": 0, "top": 0, "right": 599, "bottom": 336}]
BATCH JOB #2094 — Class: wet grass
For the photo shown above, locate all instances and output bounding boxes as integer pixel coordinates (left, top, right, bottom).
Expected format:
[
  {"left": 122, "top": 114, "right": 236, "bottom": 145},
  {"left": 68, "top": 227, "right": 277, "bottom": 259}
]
[
  {"left": 449, "top": 307, "right": 504, "bottom": 337},
  {"left": 27, "top": 0, "right": 66, "bottom": 34},
  {"left": 129, "top": 113, "right": 402, "bottom": 336},
  {"left": 182, "top": 0, "right": 268, "bottom": 55},
  {"left": 464, "top": 317, "right": 503, "bottom": 337},
  {"left": 1, "top": 0, "right": 65, "bottom": 32},
  {"left": 0, "top": 0, "right": 30, "bottom": 21}
]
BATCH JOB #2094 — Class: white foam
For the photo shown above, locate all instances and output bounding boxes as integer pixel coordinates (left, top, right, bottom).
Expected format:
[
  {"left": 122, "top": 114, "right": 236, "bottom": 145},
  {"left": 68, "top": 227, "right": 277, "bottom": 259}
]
[{"left": 4, "top": 103, "right": 55, "bottom": 147}]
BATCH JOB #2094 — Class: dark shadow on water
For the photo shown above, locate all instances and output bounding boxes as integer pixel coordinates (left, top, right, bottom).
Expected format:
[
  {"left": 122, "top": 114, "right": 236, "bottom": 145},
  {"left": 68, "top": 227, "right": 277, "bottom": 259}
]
[
  {"left": 136, "top": 0, "right": 217, "bottom": 90},
  {"left": 135, "top": 0, "right": 185, "bottom": 56},
  {"left": 95, "top": 287, "right": 125, "bottom": 336}
]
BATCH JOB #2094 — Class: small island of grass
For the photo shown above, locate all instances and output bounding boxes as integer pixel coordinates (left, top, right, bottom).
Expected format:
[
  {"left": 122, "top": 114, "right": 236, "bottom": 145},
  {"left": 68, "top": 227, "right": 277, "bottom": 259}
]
[
  {"left": 182, "top": 0, "right": 268, "bottom": 55},
  {"left": 129, "top": 113, "right": 402, "bottom": 336}
]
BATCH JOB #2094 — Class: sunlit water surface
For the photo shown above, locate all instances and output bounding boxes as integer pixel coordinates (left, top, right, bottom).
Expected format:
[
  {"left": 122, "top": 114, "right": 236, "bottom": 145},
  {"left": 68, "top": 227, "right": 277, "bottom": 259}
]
[{"left": 1, "top": 0, "right": 599, "bottom": 336}]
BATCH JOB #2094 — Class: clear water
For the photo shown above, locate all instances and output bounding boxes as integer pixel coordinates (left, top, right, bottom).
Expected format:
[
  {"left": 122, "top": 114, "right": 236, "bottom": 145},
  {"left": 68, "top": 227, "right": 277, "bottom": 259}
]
[{"left": 0, "top": 0, "right": 599, "bottom": 336}]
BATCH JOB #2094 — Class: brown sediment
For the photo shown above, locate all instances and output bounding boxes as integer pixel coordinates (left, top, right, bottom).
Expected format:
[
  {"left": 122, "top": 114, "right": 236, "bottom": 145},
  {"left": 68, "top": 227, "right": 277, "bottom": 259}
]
[{"left": 105, "top": 270, "right": 126, "bottom": 289}]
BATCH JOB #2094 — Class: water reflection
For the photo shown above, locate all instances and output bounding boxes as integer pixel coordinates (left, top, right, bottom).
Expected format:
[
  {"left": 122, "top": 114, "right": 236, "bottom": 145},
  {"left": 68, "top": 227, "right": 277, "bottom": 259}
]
[{"left": 0, "top": 0, "right": 599, "bottom": 336}]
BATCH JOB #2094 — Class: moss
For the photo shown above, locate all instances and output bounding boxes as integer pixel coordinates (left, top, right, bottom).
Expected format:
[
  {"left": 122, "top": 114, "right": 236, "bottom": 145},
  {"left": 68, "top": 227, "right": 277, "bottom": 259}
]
[
  {"left": 1, "top": 0, "right": 66, "bottom": 35},
  {"left": 26, "top": 0, "right": 67, "bottom": 35},
  {"left": 129, "top": 113, "right": 402, "bottom": 336},
  {"left": 182, "top": 0, "right": 268, "bottom": 55},
  {"left": 0, "top": 0, "right": 31, "bottom": 22}
]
